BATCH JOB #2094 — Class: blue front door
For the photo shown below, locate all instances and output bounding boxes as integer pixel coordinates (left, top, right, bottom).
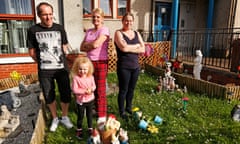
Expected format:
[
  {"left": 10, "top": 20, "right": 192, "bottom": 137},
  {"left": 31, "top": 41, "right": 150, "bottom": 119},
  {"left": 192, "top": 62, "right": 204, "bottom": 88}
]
[{"left": 154, "top": 2, "right": 172, "bottom": 41}]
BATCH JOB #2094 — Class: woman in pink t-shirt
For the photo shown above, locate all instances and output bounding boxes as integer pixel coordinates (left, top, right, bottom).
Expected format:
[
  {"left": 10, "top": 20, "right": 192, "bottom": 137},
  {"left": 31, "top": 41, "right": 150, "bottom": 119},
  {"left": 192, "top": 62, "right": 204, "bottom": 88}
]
[
  {"left": 80, "top": 8, "right": 109, "bottom": 124},
  {"left": 71, "top": 56, "right": 96, "bottom": 139}
]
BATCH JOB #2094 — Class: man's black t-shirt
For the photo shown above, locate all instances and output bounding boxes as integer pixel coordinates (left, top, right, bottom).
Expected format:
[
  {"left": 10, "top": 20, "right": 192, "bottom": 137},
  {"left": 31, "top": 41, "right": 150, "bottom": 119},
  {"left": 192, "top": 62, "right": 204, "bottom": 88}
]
[{"left": 27, "top": 23, "right": 69, "bottom": 76}]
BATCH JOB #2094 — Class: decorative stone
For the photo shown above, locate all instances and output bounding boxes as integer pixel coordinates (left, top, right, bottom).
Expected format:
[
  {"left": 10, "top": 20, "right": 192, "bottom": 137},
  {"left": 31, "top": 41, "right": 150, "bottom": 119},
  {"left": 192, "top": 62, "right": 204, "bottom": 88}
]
[
  {"left": 0, "top": 105, "right": 20, "bottom": 138},
  {"left": 0, "top": 91, "right": 21, "bottom": 110},
  {"left": 17, "top": 81, "right": 31, "bottom": 97}
]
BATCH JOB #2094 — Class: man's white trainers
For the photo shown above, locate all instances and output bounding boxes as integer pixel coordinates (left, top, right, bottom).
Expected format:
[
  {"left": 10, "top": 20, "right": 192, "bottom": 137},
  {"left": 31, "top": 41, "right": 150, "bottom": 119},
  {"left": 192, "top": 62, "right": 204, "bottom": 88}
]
[
  {"left": 60, "top": 116, "right": 73, "bottom": 129},
  {"left": 50, "top": 117, "right": 59, "bottom": 132}
]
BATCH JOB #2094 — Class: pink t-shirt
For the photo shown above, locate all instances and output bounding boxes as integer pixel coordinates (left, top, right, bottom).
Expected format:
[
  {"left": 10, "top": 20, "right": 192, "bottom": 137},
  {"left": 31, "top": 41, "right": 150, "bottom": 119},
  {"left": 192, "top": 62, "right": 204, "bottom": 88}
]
[
  {"left": 84, "top": 26, "right": 110, "bottom": 61},
  {"left": 72, "top": 75, "right": 96, "bottom": 104}
]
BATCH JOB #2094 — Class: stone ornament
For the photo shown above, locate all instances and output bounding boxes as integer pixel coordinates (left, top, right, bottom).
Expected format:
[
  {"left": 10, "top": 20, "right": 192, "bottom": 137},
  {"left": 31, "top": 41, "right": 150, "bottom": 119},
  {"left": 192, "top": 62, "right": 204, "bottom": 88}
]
[
  {"left": 0, "top": 105, "right": 20, "bottom": 138},
  {"left": 193, "top": 50, "right": 203, "bottom": 80}
]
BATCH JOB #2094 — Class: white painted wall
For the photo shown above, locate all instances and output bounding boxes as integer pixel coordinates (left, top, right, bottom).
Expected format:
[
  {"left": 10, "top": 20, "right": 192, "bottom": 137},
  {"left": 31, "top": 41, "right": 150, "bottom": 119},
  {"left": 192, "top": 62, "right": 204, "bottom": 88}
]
[
  {"left": 63, "top": 0, "right": 84, "bottom": 53},
  {"left": 35, "top": 0, "right": 83, "bottom": 53}
]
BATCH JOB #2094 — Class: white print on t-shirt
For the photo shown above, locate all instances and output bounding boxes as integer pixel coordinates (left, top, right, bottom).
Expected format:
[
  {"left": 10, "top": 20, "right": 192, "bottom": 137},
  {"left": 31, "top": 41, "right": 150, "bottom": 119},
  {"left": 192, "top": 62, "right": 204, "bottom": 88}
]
[{"left": 36, "top": 31, "right": 64, "bottom": 69}]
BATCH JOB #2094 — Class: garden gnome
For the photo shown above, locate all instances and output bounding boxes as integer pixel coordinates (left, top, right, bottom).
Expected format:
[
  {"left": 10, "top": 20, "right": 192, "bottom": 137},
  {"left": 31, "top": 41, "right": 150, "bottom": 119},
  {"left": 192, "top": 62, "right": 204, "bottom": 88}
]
[
  {"left": 193, "top": 50, "right": 203, "bottom": 79},
  {"left": 87, "top": 129, "right": 101, "bottom": 144}
]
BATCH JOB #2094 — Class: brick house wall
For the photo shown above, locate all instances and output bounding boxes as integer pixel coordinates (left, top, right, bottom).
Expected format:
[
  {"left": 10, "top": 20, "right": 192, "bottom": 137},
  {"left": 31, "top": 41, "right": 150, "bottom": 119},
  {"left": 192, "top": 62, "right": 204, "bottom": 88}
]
[
  {"left": 0, "top": 63, "right": 37, "bottom": 79},
  {"left": 0, "top": 53, "right": 86, "bottom": 79},
  {"left": 0, "top": 54, "right": 37, "bottom": 79}
]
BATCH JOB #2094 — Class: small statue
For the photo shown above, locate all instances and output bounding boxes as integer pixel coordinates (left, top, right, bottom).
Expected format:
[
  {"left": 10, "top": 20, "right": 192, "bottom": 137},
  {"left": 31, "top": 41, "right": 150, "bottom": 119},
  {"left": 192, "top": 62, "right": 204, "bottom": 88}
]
[
  {"left": 0, "top": 91, "right": 21, "bottom": 110},
  {"left": 0, "top": 105, "right": 20, "bottom": 138},
  {"left": 231, "top": 104, "right": 240, "bottom": 122},
  {"left": 0, "top": 105, "right": 11, "bottom": 121},
  {"left": 111, "top": 133, "right": 120, "bottom": 144},
  {"left": 156, "top": 76, "right": 163, "bottom": 93},
  {"left": 18, "top": 81, "right": 31, "bottom": 97},
  {"left": 87, "top": 129, "right": 101, "bottom": 144},
  {"left": 193, "top": 50, "right": 203, "bottom": 80},
  {"left": 119, "top": 128, "right": 129, "bottom": 144},
  {"left": 169, "top": 77, "right": 176, "bottom": 91},
  {"left": 165, "top": 62, "right": 172, "bottom": 78}
]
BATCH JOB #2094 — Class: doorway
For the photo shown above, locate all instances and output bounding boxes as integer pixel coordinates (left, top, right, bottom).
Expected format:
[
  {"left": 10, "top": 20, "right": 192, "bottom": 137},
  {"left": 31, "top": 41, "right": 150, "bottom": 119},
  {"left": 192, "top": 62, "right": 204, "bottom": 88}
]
[{"left": 154, "top": 2, "right": 172, "bottom": 41}]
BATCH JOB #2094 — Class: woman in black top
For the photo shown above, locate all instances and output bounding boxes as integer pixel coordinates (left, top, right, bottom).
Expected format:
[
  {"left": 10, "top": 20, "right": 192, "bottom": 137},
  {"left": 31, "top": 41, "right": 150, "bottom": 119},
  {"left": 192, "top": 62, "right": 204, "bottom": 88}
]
[{"left": 114, "top": 12, "right": 145, "bottom": 119}]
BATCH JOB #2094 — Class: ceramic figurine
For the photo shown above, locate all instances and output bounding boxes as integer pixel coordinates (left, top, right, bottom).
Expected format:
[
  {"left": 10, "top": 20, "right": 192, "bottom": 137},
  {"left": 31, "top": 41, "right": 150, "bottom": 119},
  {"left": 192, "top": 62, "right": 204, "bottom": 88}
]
[
  {"left": 87, "top": 129, "right": 101, "bottom": 144},
  {"left": 193, "top": 50, "right": 203, "bottom": 80},
  {"left": 18, "top": 81, "right": 31, "bottom": 97},
  {"left": 231, "top": 104, "right": 240, "bottom": 122},
  {"left": 0, "top": 105, "right": 20, "bottom": 138},
  {"left": 119, "top": 128, "right": 129, "bottom": 144},
  {"left": 169, "top": 76, "right": 176, "bottom": 91},
  {"left": 165, "top": 62, "right": 172, "bottom": 78},
  {"left": 111, "top": 133, "right": 120, "bottom": 144},
  {"left": 156, "top": 76, "right": 163, "bottom": 93}
]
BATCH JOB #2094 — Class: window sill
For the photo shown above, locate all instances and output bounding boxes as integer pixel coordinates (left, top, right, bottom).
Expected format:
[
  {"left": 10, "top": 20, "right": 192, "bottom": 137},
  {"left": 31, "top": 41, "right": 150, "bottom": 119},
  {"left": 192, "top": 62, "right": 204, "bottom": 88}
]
[{"left": 0, "top": 56, "right": 34, "bottom": 64}]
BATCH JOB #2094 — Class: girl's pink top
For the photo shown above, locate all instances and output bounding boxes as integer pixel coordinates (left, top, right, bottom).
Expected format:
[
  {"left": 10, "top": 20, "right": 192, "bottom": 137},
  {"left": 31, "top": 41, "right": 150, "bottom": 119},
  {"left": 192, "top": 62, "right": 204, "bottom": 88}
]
[
  {"left": 84, "top": 26, "right": 110, "bottom": 61},
  {"left": 72, "top": 75, "right": 96, "bottom": 104}
]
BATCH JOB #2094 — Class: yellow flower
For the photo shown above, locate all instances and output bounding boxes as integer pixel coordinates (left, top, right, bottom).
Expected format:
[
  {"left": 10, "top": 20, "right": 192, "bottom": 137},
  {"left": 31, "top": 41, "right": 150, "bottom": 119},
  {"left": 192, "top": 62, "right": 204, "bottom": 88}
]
[
  {"left": 147, "top": 125, "right": 158, "bottom": 134},
  {"left": 10, "top": 71, "right": 22, "bottom": 81},
  {"left": 132, "top": 107, "right": 140, "bottom": 112}
]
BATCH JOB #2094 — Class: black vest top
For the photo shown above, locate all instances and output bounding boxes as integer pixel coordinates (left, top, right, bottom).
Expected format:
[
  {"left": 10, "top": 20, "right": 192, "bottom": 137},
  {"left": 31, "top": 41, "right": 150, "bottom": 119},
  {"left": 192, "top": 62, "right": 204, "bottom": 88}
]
[{"left": 115, "top": 31, "right": 140, "bottom": 69}]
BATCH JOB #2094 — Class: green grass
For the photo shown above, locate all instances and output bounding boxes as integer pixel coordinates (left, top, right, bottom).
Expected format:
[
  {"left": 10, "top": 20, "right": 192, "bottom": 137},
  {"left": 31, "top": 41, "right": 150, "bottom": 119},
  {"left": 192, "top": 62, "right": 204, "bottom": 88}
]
[{"left": 44, "top": 72, "right": 240, "bottom": 144}]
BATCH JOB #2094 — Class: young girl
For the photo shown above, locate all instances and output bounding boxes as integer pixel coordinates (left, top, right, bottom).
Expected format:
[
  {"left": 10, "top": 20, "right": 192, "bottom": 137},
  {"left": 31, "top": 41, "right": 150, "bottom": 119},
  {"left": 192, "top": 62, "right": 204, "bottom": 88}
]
[{"left": 71, "top": 57, "right": 96, "bottom": 139}]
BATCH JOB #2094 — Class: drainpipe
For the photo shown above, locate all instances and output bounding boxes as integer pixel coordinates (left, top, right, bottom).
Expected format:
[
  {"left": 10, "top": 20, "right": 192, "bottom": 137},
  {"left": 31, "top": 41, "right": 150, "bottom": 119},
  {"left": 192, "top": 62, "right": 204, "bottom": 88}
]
[
  {"left": 148, "top": 0, "right": 154, "bottom": 42},
  {"left": 171, "top": 0, "right": 179, "bottom": 59},
  {"left": 58, "top": 0, "right": 64, "bottom": 26},
  {"left": 205, "top": 0, "right": 214, "bottom": 56}
]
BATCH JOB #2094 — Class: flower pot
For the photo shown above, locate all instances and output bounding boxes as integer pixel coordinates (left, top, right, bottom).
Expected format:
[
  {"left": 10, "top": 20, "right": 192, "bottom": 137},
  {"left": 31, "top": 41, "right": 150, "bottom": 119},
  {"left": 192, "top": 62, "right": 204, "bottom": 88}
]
[
  {"left": 154, "top": 115, "right": 163, "bottom": 124},
  {"left": 138, "top": 120, "right": 148, "bottom": 130}
]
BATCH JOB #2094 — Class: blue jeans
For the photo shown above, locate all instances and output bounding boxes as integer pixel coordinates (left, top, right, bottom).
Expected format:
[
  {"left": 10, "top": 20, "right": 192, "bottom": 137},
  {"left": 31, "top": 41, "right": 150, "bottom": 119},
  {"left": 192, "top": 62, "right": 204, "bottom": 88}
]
[{"left": 117, "top": 67, "right": 140, "bottom": 115}]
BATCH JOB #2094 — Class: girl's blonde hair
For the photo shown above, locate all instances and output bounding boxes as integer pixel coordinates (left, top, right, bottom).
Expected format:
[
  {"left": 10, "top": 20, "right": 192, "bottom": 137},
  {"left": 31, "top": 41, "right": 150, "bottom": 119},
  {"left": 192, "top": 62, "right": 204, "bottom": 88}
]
[
  {"left": 71, "top": 56, "right": 94, "bottom": 77},
  {"left": 92, "top": 8, "right": 104, "bottom": 17}
]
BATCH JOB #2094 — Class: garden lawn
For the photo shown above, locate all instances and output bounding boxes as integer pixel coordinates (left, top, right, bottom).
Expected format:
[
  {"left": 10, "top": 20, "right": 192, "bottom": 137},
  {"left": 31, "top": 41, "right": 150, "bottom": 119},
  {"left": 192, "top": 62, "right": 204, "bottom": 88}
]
[{"left": 44, "top": 72, "right": 240, "bottom": 144}]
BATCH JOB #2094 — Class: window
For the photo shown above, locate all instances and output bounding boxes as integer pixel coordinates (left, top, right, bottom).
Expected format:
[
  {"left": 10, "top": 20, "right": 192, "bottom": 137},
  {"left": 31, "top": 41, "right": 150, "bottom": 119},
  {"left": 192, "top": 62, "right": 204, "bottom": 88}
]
[
  {"left": 83, "top": 0, "right": 130, "bottom": 18},
  {"left": 0, "top": 0, "right": 32, "bottom": 15},
  {"left": 83, "top": 0, "right": 92, "bottom": 16},
  {"left": 117, "top": 0, "right": 130, "bottom": 17},
  {"left": 99, "top": 0, "right": 112, "bottom": 17},
  {"left": 0, "top": 0, "right": 34, "bottom": 54}
]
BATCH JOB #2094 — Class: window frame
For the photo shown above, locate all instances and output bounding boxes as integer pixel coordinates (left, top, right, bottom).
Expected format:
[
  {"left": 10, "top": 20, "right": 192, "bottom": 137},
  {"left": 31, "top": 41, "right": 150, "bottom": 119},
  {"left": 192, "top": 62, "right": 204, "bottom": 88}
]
[
  {"left": 0, "top": 0, "right": 35, "bottom": 20},
  {"left": 117, "top": 0, "right": 130, "bottom": 18},
  {"left": 0, "top": 0, "right": 35, "bottom": 55},
  {"left": 0, "top": 14, "right": 34, "bottom": 20},
  {"left": 83, "top": 0, "right": 94, "bottom": 18},
  {"left": 98, "top": 0, "right": 113, "bottom": 18},
  {"left": 82, "top": 0, "right": 130, "bottom": 19}
]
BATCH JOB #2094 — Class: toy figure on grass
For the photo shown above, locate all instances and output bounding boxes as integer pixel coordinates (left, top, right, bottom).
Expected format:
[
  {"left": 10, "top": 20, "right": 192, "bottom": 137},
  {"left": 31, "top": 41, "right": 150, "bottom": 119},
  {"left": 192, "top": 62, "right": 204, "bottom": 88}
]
[
  {"left": 88, "top": 114, "right": 129, "bottom": 144},
  {"left": 161, "top": 62, "right": 176, "bottom": 92}
]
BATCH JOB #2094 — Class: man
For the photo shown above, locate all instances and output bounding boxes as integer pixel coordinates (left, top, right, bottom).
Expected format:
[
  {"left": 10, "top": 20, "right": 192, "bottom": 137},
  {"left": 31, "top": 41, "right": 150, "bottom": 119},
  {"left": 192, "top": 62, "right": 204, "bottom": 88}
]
[{"left": 27, "top": 2, "right": 73, "bottom": 132}]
